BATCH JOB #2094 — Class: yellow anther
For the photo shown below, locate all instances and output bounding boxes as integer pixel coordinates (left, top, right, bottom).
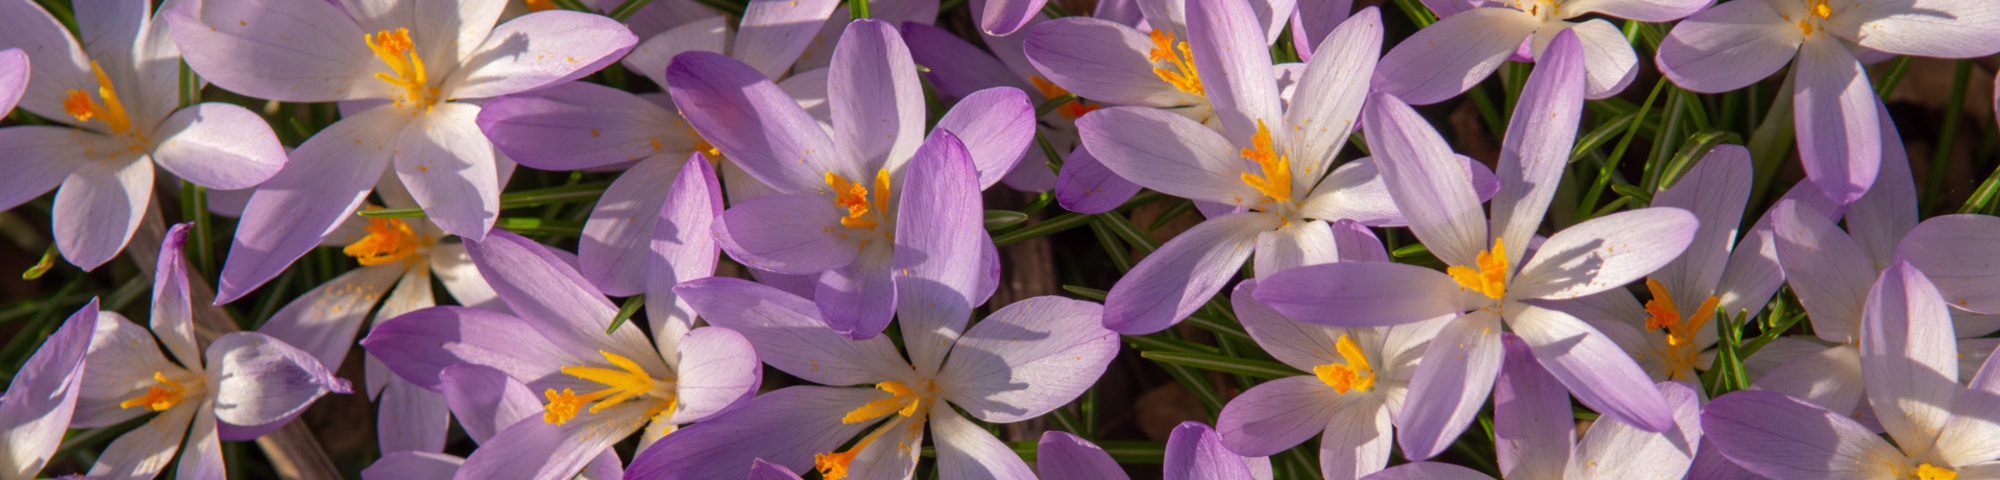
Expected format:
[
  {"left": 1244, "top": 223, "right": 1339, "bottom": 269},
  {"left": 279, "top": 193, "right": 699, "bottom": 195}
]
[
  {"left": 841, "top": 381, "right": 921, "bottom": 424},
  {"left": 119, "top": 372, "right": 188, "bottom": 412},
  {"left": 1148, "top": 29, "right": 1203, "bottom": 96},
  {"left": 1312, "top": 335, "right": 1376, "bottom": 394},
  {"left": 542, "top": 350, "right": 671, "bottom": 424},
  {"left": 825, "top": 170, "right": 892, "bottom": 231},
  {"left": 1029, "top": 76, "right": 1097, "bottom": 120},
  {"left": 1917, "top": 463, "right": 1957, "bottom": 480},
  {"left": 541, "top": 388, "right": 598, "bottom": 425},
  {"left": 1238, "top": 120, "right": 1292, "bottom": 205},
  {"left": 1810, "top": 0, "right": 1832, "bottom": 18},
  {"left": 63, "top": 61, "right": 143, "bottom": 141},
  {"left": 366, "top": 29, "right": 441, "bottom": 108},
  {"left": 1448, "top": 238, "right": 1509, "bottom": 299},
  {"left": 342, "top": 208, "right": 427, "bottom": 266},
  {"left": 1643, "top": 279, "right": 1720, "bottom": 380}
]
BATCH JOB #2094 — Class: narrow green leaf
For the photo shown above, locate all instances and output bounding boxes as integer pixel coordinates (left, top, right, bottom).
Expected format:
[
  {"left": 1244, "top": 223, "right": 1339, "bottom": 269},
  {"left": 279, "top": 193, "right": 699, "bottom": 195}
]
[
  {"left": 1920, "top": 60, "right": 1973, "bottom": 216},
  {"left": 849, "top": 0, "right": 869, "bottom": 19},
  {"left": 1035, "top": 94, "right": 1080, "bottom": 118},
  {"left": 1094, "top": 213, "right": 1157, "bottom": 254},
  {"left": 1062, "top": 285, "right": 1108, "bottom": 301},
  {"left": 496, "top": 218, "right": 585, "bottom": 236},
  {"left": 1124, "top": 334, "right": 1222, "bottom": 355},
  {"left": 1570, "top": 111, "right": 1640, "bottom": 164},
  {"left": 606, "top": 295, "right": 645, "bottom": 335},
  {"left": 1874, "top": 55, "right": 1913, "bottom": 97},
  {"left": 984, "top": 210, "right": 1028, "bottom": 231},
  {"left": 363, "top": 182, "right": 615, "bottom": 217},
  {"left": 21, "top": 245, "right": 56, "bottom": 280},
  {"left": 607, "top": 0, "right": 658, "bottom": 21}
]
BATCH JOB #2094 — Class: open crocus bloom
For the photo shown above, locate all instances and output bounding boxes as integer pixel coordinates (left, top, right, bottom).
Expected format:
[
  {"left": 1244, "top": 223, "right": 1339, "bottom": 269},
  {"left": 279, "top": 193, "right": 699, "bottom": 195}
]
[
  {"left": 362, "top": 226, "right": 760, "bottom": 480},
  {"left": 0, "top": 48, "right": 23, "bottom": 115},
  {"left": 73, "top": 224, "right": 349, "bottom": 480},
  {"left": 1374, "top": 0, "right": 1706, "bottom": 104},
  {"left": 665, "top": 19, "right": 1032, "bottom": 339},
  {"left": 358, "top": 364, "right": 625, "bottom": 480},
  {"left": 906, "top": 12, "right": 1091, "bottom": 193},
  {"left": 1041, "top": 423, "right": 1274, "bottom": 480},
  {"left": 169, "top": 0, "right": 638, "bottom": 303},
  {"left": 1703, "top": 262, "right": 2000, "bottom": 479},
  {"left": 1257, "top": 30, "right": 1698, "bottom": 460},
  {"left": 1657, "top": 0, "right": 2000, "bottom": 203},
  {"left": 623, "top": 134, "right": 1119, "bottom": 479},
  {"left": 1366, "top": 335, "right": 1704, "bottom": 480},
  {"left": 0, "top": 298, "right": 96, "bottom": 480},
  {"left": 0, "top": 0, "right": 287, "bottom": 270}
]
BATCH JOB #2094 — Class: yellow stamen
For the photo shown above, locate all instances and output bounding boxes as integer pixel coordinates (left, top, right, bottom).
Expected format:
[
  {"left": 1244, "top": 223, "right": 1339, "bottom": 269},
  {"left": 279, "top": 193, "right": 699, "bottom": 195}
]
[
  {"left": 1810, "top": 0, "right": 1832, "bottom": 18},
  {"left": 1238, "top": 120, "right": 1292, "bottom": 205},
  {"left": 1312, "top": 335, "right": 1376, "bottom": 394},
  {"left": 365, "top": 29, "right": 441, "bottom": 109},
  {"left": 818, "top": 382, "right": 926, "bottom": 480},
  {"left": 1917, "top": 463, "right": 1957, "bottom": 480},
  {"left": 63, "top": 61, "right": 144, "bottom": 142},
  {"left": 541, "top": 350, "right": 669, "bottom": 424},
  {"left": 1148, "top": 30, "right": 1203, "bottom": 96},
  {"left": 342, "top": 208, "right": 426, "bottom": 266},
  {"left": 825, "top": 170, "right": 892, "bottom": 231},
  {"left": 119, "top": 372, "right": 188, "bottom": 412},
  {"left": 524, "top": 0, "right": 557, "bottom": 11},
  {"left": 1448, "top": 238, "right": 1509, "bottom": 299},
  {"left": 1643, "top": 279, "right": 1721, "bottom": 380},
  {"left": 1029, "top": 76, "right": 1098, "bottom": 120}
]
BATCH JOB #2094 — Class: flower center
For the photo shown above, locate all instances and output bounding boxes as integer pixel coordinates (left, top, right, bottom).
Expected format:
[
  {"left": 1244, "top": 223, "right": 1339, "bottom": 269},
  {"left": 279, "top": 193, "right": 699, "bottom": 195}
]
[
  {"left": 1917, "top": 463, "right": 1957, "bottom": 480},
  {"left": 1643, "top": 279, "right": 1720, "bottom": 380},
  {"left": 366, "top": 29, "right": 441, "bottom": 109},
  {"left": 541, "top": 350, "right": 673, "bottom": 425},
  {"left": 1029, "top": 76, "right": 1098, "bottom": 120},
  {"left": 1238, "top": 120, "right": 1293, "bottom": 206},
  {"left": 119, "top": 372, "right": 189, "bottom": 412},
  {"left": 342, "top": 209, "right": 430, "bottom": 267},
  {"left": 1448, "top": 238, "right": 1509, "bottom": 299},
  {"left": 816, "top": 381, "right": 929, "bottom": 480},
  {"left": 63, "top": 61, "right": 146, "bottom": 144},
  {"left": 1148, "top": 30, "right": 1203, "bottom": 96},
  {"left": 1796, "top": 0, "right": 1833, "bottom": 37},
  {"left": 1313, "top": 335, "right": 1376, "bottom": 394},
  {"left": 826, "top": 170, "right": 892, "bottom": 232}
]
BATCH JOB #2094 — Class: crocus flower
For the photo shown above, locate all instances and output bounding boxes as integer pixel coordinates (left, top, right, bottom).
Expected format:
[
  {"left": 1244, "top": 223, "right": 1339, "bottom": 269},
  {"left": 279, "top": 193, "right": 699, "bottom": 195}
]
[
  {"left": 665, "top": 19, "right": 1032, "bottom": 339},
  {"left": 622, "top": 133, "right": 1120, "bottom": 479},
  {"left": 168, "top": 0, "right": 638, "bottom": 303},
  {"left": 906, "top": 15, "right": 1081, "bottom": 193},
  {"left": 1657, "top": 0, "right": 2000, "bottom": 203},
  {"left": 0, "top": 48, "right": 23, "bottom": 115},
  {"left": 0, "top": 0, "right": 287, "bottom": 270},
  {"left": 72, "top": 224, "right": 349, "bottom": 480},
  {"left": 1373, "top": 0, "right": 1706, "bottom": 104},
  {"left": 1287, "top": 0, "right": 1353, "bottom": 62},
  {"left": 359, "top": 364, "right": 625, "bottom": 480},
  {"left": 1702, "top": 261, "right": 2000, "bottom": 479},
  {"left": 362, "top": 228, "right": 760, "bottom": 480},
  {"left": 1896, "top": 215, "right": 2000, "bottom": 319},
  {"left": 0, "top": 299, "right": 96, "bottom": 480},
  {"left": 1041, "top": 423, "right": 1274, "bottom": 480},
  {"left": 1256, "top": 31, "right": 1698, "bottom": 459},
  {"left": 1365, "top": 335, "right": 1704, "bottom": 480}
]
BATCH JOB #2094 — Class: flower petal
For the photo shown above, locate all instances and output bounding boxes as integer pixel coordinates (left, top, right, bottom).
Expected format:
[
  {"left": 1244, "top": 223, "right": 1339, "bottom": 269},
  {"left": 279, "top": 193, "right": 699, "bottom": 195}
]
[
  {"left": 1076, "top": 106, "right": 1258, "bottom": 205},
  {"left": 747, "top": 459, "right": 805, "bottom": 480},
  {"left": 206, "top": 331, "right": 351, "bottom": 427},
  {"left": 1858, "top": 261, "right": 1960, "bottom": 452},
  {"left": 575, "top": 156, "right": 686, "bottom": 297},
  {"left": 1216, "top": 375, "right": 1344, "bottom": 457},
  {"left": 675, "top": 277, "right": 908, "bottom": 386},
  {"left": 257, "top": 265, "right": 404, "bottom": 373},
  {"left": 361, "top": 306, "right": 581, "bottom": 392},
  {"left": 1254, "top": 261, "right": 1465, "bottom": 327},
  {"left": 903, "top": 22, "right": 1033, "bottom": 99},
  {"left": 1567, "top": 381, "right": 1702, "bottom": 479},
  {"left": 1186, "top": 0, "right": 1283, "bottom": 148},
  {"left": 814, "top": 249, "right": 898, "bottom": 340},
  {"left": 1896, "top": 214, "right": 2000, "bottom": 315},
  {"left": 150, "top": 224, "right": 201, "bottom": 371},
  {"left": 0, "top": 0, "right": 92, "bottom": 120},
  {"left": 1509, "top": 305, "right": 1674, "bottom": 432},
  {"left": 163, "top": 0, "right": 379, "bottom": 102},
  {"left": 1491, "top": 29, "right": 1585, "bottom": 268},
  {"left": 451, "top": 399, "right": 648, "bottom": 480},
  {"left": 1560, "top": 19, "right": 1638, "bottom": 99},
  {"left": 1700, "top": 390, "right": 1905, "bottom": 480},
  {"left": 1364, "top": 461, "right": 1494, "bottom": 480},
  {"left": 1934, "top": 339, "right": 2000, "bottom": 466},
  {"left": 1494, "top": 334, "right": 1573, "bottom": 480},
  {"left": 1654, "top": 0, "right": 1801, "bottom": 93},
  {"left": 619, "top": 385, "right": 882, "bottom": 480},
  {"left": 149, "top": 103, "right": 287, "bottom": 190},
  {"left": 394, "top": 104, "right": 498, "bottom": 239},
  {"left": 1714, "top": 180, "right": 1846, "bottom": 314},
  {"left": 1360, "top": 92, "right": 1487, "bottom": 267},
  {"left": 622, "top": 16, "right": 729, "bottom": 91},
  {"left": 938, "top": 296, "right": 1116, "bottom": 422},
  {"left": 664, "top": 326, "right": 761, "bottom": 424},
  {"left": 828, "top": 19, "right": 924, "bottom": 174},
  {"left": 1751, "top": 344, "right": 1866, "bottom": 417},
  {"left": 362, "top": 452, "right": 463, "bottom": 480},
  {"left": 465, "top": 230, "right": 659, "bottom": 364},
  {"left": 85, "top": 398, "right": 196, "bottom": 480},
  {"left": 1164, "top": 421, "right": 1258, "bottom": 480},
  {"left": 1845, "top": 101, "right": 1917, "bottom": 267},
  {"left": 53, "top": 151, "right": 151, "bottom": 271},
  {"left": 666, "top": 51, "right": 841, "bottom": 193},
  {"left": 1252, "top": 220, "right": 1339, "bottom": 279},
  {"left": 978, "top": 0, "right": 1045, "bottom": 35},
  {"left": 1772, "top": 199, "right": 1878, "bottom": 343},
  {"left": 444, "top": 11, "right": 637, "bottom": 99},
  {"left": 437, "top": 364, "right": 537, "bottom": 445},
  {"left": 1839, "top": 0, "right": 2000, "bottom": 58},
  {"left": 1232, "top": 279, "right": 1351, "bottom": 371},
  {"left": 74, "top": 313, "right": 177, "bottom": 428},
  {"left": 892, "top": 131, "right": 985, "bottom": 368},
  {"left": 377, "top": 378, "right": 449, "bottom": 453},
  {"left": 1103, "top": 212, "right": 1274, "bottom": 334},
  {"left": 431, "top": 243, "right": 507, "bottom": 313},
  {"left": 0, "top": 299, "right": 95, "bottom": 480},
  {"left": 1037, "top": 431, "right": 1132, "bottom": 480},
  {"left": 1511, "top": 207, "right": 1699, "bottom": 301},
  {"left": 931, "top": 408, "right": 1035, "bottom": 479},
  {"left": 1317, "top": 400, "right": 1392, "bottom": 480},
  {"left": 646, "top": 153, "right": 724, "bottom": 357},
  {"left": 1371, "top": 8, "right": 1538, "bottom": 105},
  {"left": 1650, "top": 144, "right": 1753, "bottom": 314},
  {"left": 1288, "top": 0, "right": 1354, "bottom": 60},
  {"left": 1054, "top": 145, "right": 1141, "bottom": 214},
  {"left": 1022, "top": 18, "right": 1198, "bottom": 108},
  {"left": 476, "top": 82, "right": 692, "bottom": 171},
  {"left": 1284, "top": 8, "right": 1377, "bottom": 182},
  {"left": 735, "top": 0, "right": 840, "bottom": 79},
  {"left": 0, "top": 127, "right": 87, "bottom": 213},
  {"left": 1791, "top": 37, "right": 1880, "bottom": 204},
  {"left": 929, "top": 87, "right": 1034, "bottom": 190},
  {"left": 1397, "top": 311, "right": 1504, "bottom": 460}
]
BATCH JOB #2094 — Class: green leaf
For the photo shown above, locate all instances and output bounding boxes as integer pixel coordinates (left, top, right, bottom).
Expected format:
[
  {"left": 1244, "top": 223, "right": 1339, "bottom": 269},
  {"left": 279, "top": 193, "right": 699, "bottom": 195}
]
[
  {"left": 1062, "top": 285, "right": 1108, "bottom": 301},
  {"left": 1123, "top": 335, "right": 1222, "bottom": 355},
  {"left": 1656, "top": 129, "right": 1738, "bottom": 190},
  {"left": 496, "top": 218, "right": 585, "bottom": 236},
  {"left": 984, "top": 210, "right": 1028, "bottom": 231},
  {"left": 1139, "top": 350, "right": 1306, "bottom": 379},
  {"left": 21, "top": 245, "right": 55, "bottom": 280},
  {"left": 363, "top": 182, "right": 614, "bottom": 217},
  {"left": 606, "top": 295, "right": 644, "bottom": 335},
  {"left": 1035, "top": 94, "right": 1080, "bottom": 118}
]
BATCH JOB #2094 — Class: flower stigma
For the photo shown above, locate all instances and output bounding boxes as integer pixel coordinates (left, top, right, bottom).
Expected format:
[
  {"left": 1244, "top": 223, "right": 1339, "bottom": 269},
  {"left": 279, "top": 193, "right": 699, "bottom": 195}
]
[
  {"left": 1917, "top": 463, "right": 1957, "bottom": 480},
  {"left": 1313, "top": 335, "right": 1376, "bottom": 394},
  {"left": 1796, "top": 0, "right": 1833, "bottom": 37},
  {"left": 817, "top": 381, "right": 929, "bottom": 480},
  {"left": 541, "top": 350, "right": 672, "bottom": 425},
  {"left": 119, "top": 372, "right": 188, "bottom": 411},
  {"left": 366, "top": 29, "right": 441, "bottom": 109},
  {"left": 1448, "top": 238, "right": 1508, "bottom": 299},
  {"left": 1029, "top": 76, "right": 1098, "bottom": 120},
  {"left": 1239, "top": 120, "right": 1293, "bottom": 206},
  {"left": 63, "top": 61, "right": 146, "bottom": 143},
  {"left": 826, "top": 170, "right": 892, "bottom": 231},
  {"left": 342, "top": 208, "right": 430, "bottom": 267},
  {"left": 1149, "top": 30, "right": 1203, "bottom": 96},
  {"left": 1643, "top": 279, "right": 1720, "bottom": 380}
]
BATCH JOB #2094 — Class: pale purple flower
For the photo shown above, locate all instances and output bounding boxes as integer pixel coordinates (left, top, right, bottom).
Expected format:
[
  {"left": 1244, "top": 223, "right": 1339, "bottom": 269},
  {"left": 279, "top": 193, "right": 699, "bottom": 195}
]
[
  {"left": 0, "top": 48, "right": 24, "bottom": 115},
  {"left": 621, "top": 133, "right": 1119, "bottom": 479},
  {"left": 358, "top": 365, "right": 625, "bottom": 480},
  {"left": 1702, "top": 261, "right": 2000, "bottom": 479},
  {"left": 1374, "top": 0, "right": 1708, "bottom": 104},
  {"left": 1256, "top": 31, "right": 1698, "bottom": 459},
  {"left": 1288, "top": 0, "right": 1353, "bottom": 62},
  {"left": 362, "top": 227, "right": 761, "bottom": 480},
  {"left": 0, "top": 298, "right": 96, "bottom": 480},
  {"left": 0, "top": 0, "right": 287, "bottom": 270},
  {"left": 906, "top": 14, "right": 1077, "bottom": 193},
  {"left": 1040, "top": 423, "right": 1275, "bottom": 480},
  {"left": 1365, "top": 335, "right": 1704, "bottom": 480},
  {"left": 167, "top": 0, "right": 639, "bottom": 303},
  {"left": 72, "top": 224, "right": 349, "bottom": 480},
  {"left": 665, "top": 19, "right": 1032, "bottom": 339},
  {"left": 1657, "top": 0, "right": 2000, "bottom": 203},
  {"left": 1895, "top": 215, "right": 2000, "bottom": 320}
]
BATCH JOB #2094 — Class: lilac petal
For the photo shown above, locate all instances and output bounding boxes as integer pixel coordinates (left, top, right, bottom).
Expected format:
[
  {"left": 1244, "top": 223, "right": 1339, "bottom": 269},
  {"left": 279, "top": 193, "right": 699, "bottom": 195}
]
[
  {"left": 1511, "top": 305, "right": 1674, "bottom": 432},
  {"left": 451, "top": 400, "right": 646, "bottom": 480},
  {"left": 378, "top": 378, "right": 449, "bottom": 454},
  {"left": 1284, "top": 8, "right": 1377, "bottom": 181},
  {"left": 178, "top": 404, "right": 225, "bottom": 480},
  {"left": 1076, "top": 107, "right": 1257, "bottom": 205},
  {"left": 894, "top": 132, "right": 984, "bottom": 368},
  {"left": 1316, "top": 401, "right": 1392, "bottom": 480},
  {"left": 0, "top": 127, "right": 86, "bottom": 212},
  {"left": 674, "top": 277, "right": 908, "bottom": 386},
  {"left": 1164, "top": 422, "right": 1257, "bottom": 480},
  {"left": 1054, "top": 145, "right": 1142, "bottom": 214},
  {"left": 217, "top": 107, "right": 405, "bottom": 303},
  {"left": 1935, "top": 341, "right": 2000, "bottom": 466},
  {"left": 1752, "top": 344, "right": 1866, "bottom": 418},
  {"left": 1564, "top": 0, "right": 1707, "bottom": 21},
  {"left": 1216, "top": 375, "right": 1343, "bottom": 457},
  {"left": 666, "top": 51, "right": 839, "bottom": 193},
  {"left": 394, "top": 104, "right": 498, "bottom": 240},
  {"left": 1567, "top": 381, "right": 1704, "bottom": 480},
  {"left": 437, "top": 364, "right": 538, "bottom": 444},
  {"left": 1559, "top": 19, "right": 1638, "bottom": 100},
  {"left": 1494, "top": 334, "right": 1573, "bottom": 480},
  {"left": 713, "top": 192, "right": 856, "bottom": 274},
  {"left": 747, "top": 459, "right": 805, "bottom": 480},
  {"left": 1897, "top": 214, "right": 2000, "bottom": 314},
  {"left": 930, "top": 87, "right": 1034, "bottom": 190},
  {"left": 1701, "top": 390, "right": 1905, "bottom": 480},
  {"left": 149, "top": 102, "right": 287, "bottom": 190},
  {"left": 1000, "top": 150, "right": 1058, "bottom": 192},
  {"left": 465, "top": 230, "right": 661, "bottom": 364},
  {"left": 1039, "top": 431, "right": 1130, "bottom": 480},
  {"left": 1491, "top": 30, "right": 1586, "bottom": 268},
  {"left": 940, "top": 296, "right": 1117, "bottom": 422},
  {"left": 206, "top": 331, "right": 350, "bottom": 428},
  {"left": 0, "top": 48, "right": 31, "bottom": 116},
  {"left": 1328, "top": 219, "right": 1389, "bottom": 263},
  {"left": 257, "top": 265, "right": 404, "bottom": 374},
  {"left": 1771, "top": 199, "right": 1877, "bottom": 342},
  {"left": 1371, "top": 8, "right": 1538, "bottom": 105},
  {"left": 620, "top": 385, "right": 882, "bottom": 480},
  {"left": 1102, "top": 212, "right": 1273, "bottom": 334},
  {"left": 1252, "top": 220, "right": 1338, "bottom": 279},
  {"left": 1650, "top": 144, "right": 1752, "bottom": 314},
  {"left": 431, "top": 243, "right": 507, "bottom": 313},
  {"left": 828, "top": 19, "right": 924, "bottom": 173},
  {"left": 52, "top": 153, "right": 150, "bottom": 271},
  {"left": 1397, "top": 311, "right": 1504, "bottom": 460},
  {"left": 86, "top": 398, "right": 196, "bottom": 480},
  {"left": 74, "top": 313, "right": 178, "bottom": 429},
  {"left": 1714, "top": 181, "right": 1846, "bottom": 315},
  {"left": 736, "top": 0, "right": 840, "bottom": 79},
  {"left": 831, "top": 411, "right": 923, "bottom": 480},
  {"left": 1859, "top": 261, "right": 1960, "bottom": 451},
  {"left": 0, "top": 299, "right": 95, "bottom": 480},
  {"left": 1510, "top": 207, "right": 1699, "bottom": 301},
  {"left": 363, "top": 452, "right": 463, "bottom": 480},
  {"left": 902, "top": 22, "right": 1031, "bottom": 99},
  {"left": 578, "top": 156, "right": 684, "bottom": 296},
  {"left": 645, "top": 153, "right": 724, "bottom": 356},
  {"left": 475, "top": 82, "right": 688, "bottom": 171},
  {"left": 152, "top": 224, "right": 201, "bottom": 370},
  {"left": 1686, "top": 440, "right": 1767, "bottom": 480},
  {"left": 1231, "top": 279, "right": 1350, "bottom": 371},
  {"left": 1022, "top": 18, "right": 1197, "bottom": 107},
  {"left": 444, "top": 11, "right": 637, "bottom": 99},
  {"left": 932, "top": 408, "right": 1035, "bottom": 479},
  {"left": 361, "top": 306, "right": 579, "bottom": 391},
  {"left": 978, "top": 0, "right": 1045, "bottom": 35},
  {"left": 664, "top": 326, "right": 761, "bottom": 424},
  {"left": 815, "top": 252, "right": 898, "bottom": 340},
  {"left": 1364, "top": 461, "right": 1494, "bottom": 480},
  {"left": 1288, "top": 0, "right": 1354, "bottom": 60},
  {"left": 1839, "top": 0, "right": 2000, "bottom": 58},
  {"left": 1360, "top": 92, "right": 1487, "bottom": 267},
  {"left": 1791, "top": 37, "right": 1880, "bottom": 204},
  {"left": 1654, "top": 0, "right": 1802, "bottom": 93},
  {"left": 1845, "top": 101, "right": 1917, "bottom": 267},
  {"left": 621, "top": 17, "right": 728, "bottom": 90},
  {"left": 164, "top": 0, "right": 377, "bottom": 103},
  {"left": 1186, "top": 0, "right": 1283, "bottom": 148},
  {"left": 1254, "top": 258, "right": 1466, "bottom": 328}
]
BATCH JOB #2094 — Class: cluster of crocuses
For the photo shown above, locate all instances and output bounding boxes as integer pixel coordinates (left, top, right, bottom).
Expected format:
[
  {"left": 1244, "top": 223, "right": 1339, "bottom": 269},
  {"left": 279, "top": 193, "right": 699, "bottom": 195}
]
[{"left": 3, "top": 0, "right": 2000, "bottom": 477}]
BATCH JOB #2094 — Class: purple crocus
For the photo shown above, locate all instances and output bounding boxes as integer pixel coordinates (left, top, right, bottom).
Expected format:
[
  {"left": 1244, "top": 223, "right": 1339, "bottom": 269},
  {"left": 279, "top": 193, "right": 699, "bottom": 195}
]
[
  {"left": 358, "top": 365, "right": 624, "bottom": 480},
  {"left": 362, "top": 228, "right": 761, "bottom": 480},
  {"left": 1256, "top": 31, "right": 1698, "bottom": 459},
  {"left": 0, "top": 48, "right": 23, "bottom": 115},
  {"left": 1702, "top": 261, "right": 2000, "bottom": 479},
  {"left": 1366, "top": 335, "right": 1704, "bottom": 480},
  {"left": 1373, "top": 0, "right": 1708, "bottom": 104},
  {"left": 622, "top": 133, "right": 1120, "bottom": 479},
  {"left": 0, "top": 0, "right": 287, "bottom": 270},
  {"left": 71, "top": 224, "right": 349, "bottom": 480},
  {"left": 905, "top": 15, "right": 1080, "bottom": 193},
  {"left": 1040, "top": 423, "right": 1274, "bottom": 480},
  {"left": 664, "top": 19, "right": 1033, "bottom": 339},
  {"left": 1657, "top": 0, "right": 2000, "bottom": 203},
  {"left": 0, "top": 299, "right": 96, "bottom": 480},
  {"left": 168, "top": 0, "right": 639, "bottom": 303}
]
